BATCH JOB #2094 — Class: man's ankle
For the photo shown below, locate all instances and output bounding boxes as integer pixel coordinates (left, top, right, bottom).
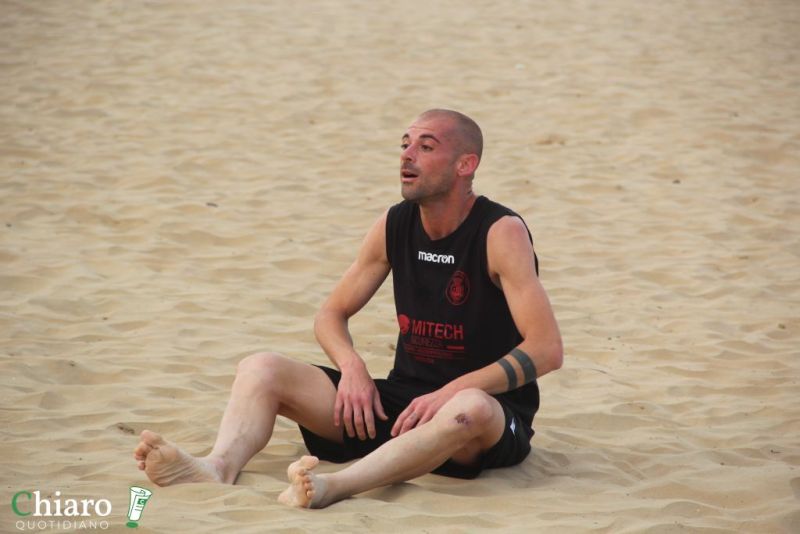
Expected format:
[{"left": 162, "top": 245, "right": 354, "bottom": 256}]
[{"left": 205, "top": 454, "right": 236, "bottom": 484}]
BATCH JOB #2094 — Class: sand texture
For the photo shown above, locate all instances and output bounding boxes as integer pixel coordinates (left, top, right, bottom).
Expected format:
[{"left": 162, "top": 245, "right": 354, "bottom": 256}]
[{"left": 1, "top": 0, "right": 799, "bottom": 532}]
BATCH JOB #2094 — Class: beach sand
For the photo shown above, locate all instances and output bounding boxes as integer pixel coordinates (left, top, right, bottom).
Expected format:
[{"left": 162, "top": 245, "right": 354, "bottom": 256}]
[{"left": 1, "top": 1, "right": 798, "bottom": 532}]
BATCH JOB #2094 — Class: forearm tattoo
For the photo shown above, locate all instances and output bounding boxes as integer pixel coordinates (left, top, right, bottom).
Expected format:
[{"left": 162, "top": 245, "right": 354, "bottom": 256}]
[
  {"left": 498, "top": 347, "right": 538, "bottom": 391},
  {"left": 510, "top": 347, "right": 538, "bottom": 384},
  {"left": 498, "top": 358, "right": 518, "bottom": 390}
]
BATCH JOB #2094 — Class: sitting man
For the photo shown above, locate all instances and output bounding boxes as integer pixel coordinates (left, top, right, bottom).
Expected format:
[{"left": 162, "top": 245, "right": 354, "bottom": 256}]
[{"left": 133, "top": 109, "right": 563, "bottom": 508}]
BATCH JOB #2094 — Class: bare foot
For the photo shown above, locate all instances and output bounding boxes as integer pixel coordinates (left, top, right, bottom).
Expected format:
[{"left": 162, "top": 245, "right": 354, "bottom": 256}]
[
  {"left": 277, "top": 456, "right": 330, "bottom": 508},
  {"left": 133, "top": 430, "right": 223, "bottom": 486}
]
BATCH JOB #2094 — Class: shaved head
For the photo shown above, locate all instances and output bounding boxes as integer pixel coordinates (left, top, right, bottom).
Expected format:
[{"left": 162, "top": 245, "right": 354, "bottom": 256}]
[{"left": 417, "top": 109, "right": 483, "bottom": 161}]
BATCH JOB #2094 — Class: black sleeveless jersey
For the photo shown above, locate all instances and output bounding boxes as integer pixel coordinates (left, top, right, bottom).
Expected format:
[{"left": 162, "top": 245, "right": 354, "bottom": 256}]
[{"left": 385, "top": 195, "right": 540, "bottom": 427}]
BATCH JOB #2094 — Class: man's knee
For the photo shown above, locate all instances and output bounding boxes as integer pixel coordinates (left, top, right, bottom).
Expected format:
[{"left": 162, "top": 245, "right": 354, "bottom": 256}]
[
  {"left": 238, "top": 351, "right": 281, "bottom": 372},
  {"left": 440, "top": 389, "right": 499, "bottom": 431},
  {"left": 236, "top": 352, "right": 287, "bottom": 389},
  {"left": 440, "top": 389, "right": 506, "bottom": 464}
]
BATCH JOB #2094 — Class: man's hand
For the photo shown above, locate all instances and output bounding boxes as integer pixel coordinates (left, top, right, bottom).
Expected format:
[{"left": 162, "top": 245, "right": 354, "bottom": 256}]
[
  {"left": 391, "top": 386, "right": 457, "bottom": 437},
  {"left": 334, "top": 364, "right": 388, "bottom": 440}
]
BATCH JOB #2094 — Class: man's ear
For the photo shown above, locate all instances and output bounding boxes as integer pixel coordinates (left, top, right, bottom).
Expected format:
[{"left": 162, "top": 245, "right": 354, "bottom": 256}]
[{"left": 456, "top": 153, "right": 480, "bottom": 177}]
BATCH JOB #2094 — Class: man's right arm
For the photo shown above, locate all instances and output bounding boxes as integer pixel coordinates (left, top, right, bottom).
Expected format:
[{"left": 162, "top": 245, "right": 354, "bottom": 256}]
[{"left": 314, "top": 210, "right": 392, "bottom": 440}]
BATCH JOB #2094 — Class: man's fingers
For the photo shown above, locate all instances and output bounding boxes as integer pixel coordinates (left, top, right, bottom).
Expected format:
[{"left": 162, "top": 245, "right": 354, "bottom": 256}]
[
  {"left": 395, "top": 403, "right": 432, "bottom": 436},
  {"left": 390, "top": 408, "right": 406, "bottom": 436},
  {"left": 374, "top": 395, "right": 389, "bottom": 421},
  {"left": 363, "top": 405, "right": 376, "bottom": 439},
  {"left": 337, "top": 383, "right": 385, "bottom": 440},
  {"left": 400, "top": 414, "right": 417, "bottom": 435},
  {"left": 353, "top": 405, "right": 367, "bottom": 440},
  {"left": 392, "top": 407, "right": 414, "bottom": 436},
  {"left": 342, "top": 400, "right": 355, "bottom": 438},
  {"left": 333, "top": 396, "right": 343, "bottom": 427}
]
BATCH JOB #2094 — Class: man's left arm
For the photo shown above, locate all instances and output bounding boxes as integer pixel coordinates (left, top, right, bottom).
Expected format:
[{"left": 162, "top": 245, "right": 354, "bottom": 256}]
[
  {"left": 484, "top": 214, "right": 564, "bottom": 385},
  {"left": 392, "top": 215, "right": 563, "bottom": 436}
]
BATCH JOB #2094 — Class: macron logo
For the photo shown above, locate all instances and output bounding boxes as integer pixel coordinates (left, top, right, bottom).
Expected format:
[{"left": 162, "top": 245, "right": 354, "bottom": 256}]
[{"left": 418, "top": 251, "right": 455, "bottom": 264}]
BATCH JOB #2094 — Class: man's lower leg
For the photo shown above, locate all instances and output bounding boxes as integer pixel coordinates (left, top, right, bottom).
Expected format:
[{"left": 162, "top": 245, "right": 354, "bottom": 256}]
[
  {"left": 281, "top": 393, "right": 504, "bottom": 508},
  {"left": 204, "top": 362, "right": 281, "bottom": 483}
]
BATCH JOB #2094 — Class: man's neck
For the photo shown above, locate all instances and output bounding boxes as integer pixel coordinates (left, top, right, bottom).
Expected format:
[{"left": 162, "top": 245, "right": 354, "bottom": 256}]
[{"left": 418, "top": 190, "right": 477, "bottom": 241}]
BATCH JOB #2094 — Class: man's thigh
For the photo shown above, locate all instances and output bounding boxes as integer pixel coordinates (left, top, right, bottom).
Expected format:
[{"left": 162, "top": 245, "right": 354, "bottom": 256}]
[
  {"left": 297, "top": 367, "right": 425, "bottom": 463},
  {"left": 266, "top": 356, "right": 342, "bottom": 444}
]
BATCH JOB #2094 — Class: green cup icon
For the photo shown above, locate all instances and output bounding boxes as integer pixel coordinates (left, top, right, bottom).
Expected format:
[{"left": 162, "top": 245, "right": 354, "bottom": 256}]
[{"left": 126, "top": 486, "right": 153, "bottom": 528}]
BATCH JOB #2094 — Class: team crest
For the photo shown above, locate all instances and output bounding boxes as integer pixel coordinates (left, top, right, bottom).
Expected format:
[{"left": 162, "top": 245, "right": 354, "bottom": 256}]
[
  {"left": 446, "top": 271, "right": 470, "bottom": 306},
  {"left": 397, "top": 314, "right": 411, "bottom": 335}
]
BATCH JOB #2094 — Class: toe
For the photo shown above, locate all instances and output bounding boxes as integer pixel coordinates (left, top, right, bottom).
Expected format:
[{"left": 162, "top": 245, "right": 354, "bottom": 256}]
[
  {"left": 301, "top": 455, "right": 319, "bottom": 469},
  {"left": 133, "top": 443, "right": 151, "bottom": 460},
  {"left": 140, "top": 429, "right": 165, "bottom": 447},
  {"left": 287, "top": 458, "right": 315, "bottom": 480}
]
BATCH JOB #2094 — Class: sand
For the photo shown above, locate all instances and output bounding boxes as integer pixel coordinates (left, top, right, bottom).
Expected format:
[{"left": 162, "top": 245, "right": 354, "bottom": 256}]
[{"left": 1, "top": 0, "right": 798, "bottom": 532}]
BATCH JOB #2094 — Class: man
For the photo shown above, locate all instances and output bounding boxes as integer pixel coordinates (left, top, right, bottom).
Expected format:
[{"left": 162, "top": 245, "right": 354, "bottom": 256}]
[{"left": 133, "top": 109, "right": 563, "bottom": 508}]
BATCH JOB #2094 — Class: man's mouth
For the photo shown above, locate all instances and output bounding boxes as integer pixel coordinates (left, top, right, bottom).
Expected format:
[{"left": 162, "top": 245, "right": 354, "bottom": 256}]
[{"left": 401, "top": 168, "right": 419, "bottom": 180}]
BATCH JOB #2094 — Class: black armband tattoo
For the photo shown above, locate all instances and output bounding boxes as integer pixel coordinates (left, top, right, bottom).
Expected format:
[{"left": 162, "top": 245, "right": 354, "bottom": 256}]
[
  {"left": 510, "top": 347, "right": 538, "bottom": 385},
  {"left": 498, "top": 358, "right": 518, "bottom": 390}
]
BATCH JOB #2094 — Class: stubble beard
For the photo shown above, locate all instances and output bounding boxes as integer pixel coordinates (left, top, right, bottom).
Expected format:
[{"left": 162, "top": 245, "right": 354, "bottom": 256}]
[{"left": 400, "top": 172, "right": 455, "bottom": 203}]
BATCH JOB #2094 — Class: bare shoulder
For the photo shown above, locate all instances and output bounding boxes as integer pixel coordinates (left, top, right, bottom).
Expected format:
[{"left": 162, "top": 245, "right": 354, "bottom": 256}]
[
  {"left": 358, "top": 209, "right": 390, "bottom": 264},
  {"left": 486, "top": 215, "right": 536, "bottom": 283},
  {"left": 487, "top": 214, "right": 531, "bottom": 246},
  {"left": 487, "top": 215, "right": 534, "bottom": 259}
]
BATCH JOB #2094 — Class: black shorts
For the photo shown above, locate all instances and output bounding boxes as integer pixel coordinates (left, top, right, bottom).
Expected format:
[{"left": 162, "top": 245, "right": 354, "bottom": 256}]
[{"left": 298, "top": 366, "right": 533, "bottom": 479}]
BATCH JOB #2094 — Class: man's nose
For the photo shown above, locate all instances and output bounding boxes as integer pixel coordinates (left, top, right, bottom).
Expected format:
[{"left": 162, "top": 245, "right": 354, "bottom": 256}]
[{"left": 401, "top": 145, "right": 415, "bottom": 162}]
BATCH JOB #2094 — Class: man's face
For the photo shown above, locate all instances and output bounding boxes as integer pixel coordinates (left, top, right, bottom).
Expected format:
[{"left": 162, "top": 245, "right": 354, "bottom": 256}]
[{"left": 399, "top": 115, "right": 460, "bottom": 202}]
